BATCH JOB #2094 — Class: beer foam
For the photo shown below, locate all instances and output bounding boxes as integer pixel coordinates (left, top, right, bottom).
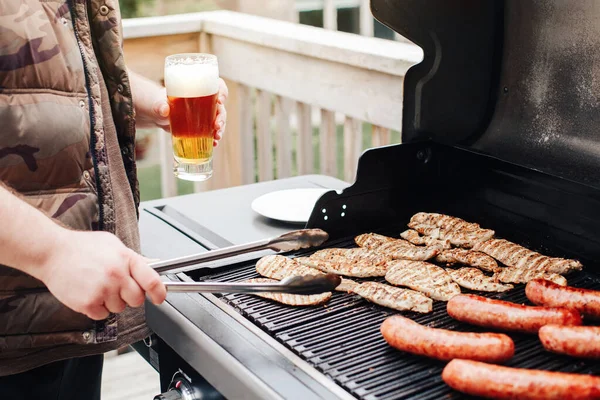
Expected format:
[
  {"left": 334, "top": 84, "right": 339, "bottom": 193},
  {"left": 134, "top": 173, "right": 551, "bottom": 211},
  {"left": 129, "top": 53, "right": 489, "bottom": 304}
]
[{"left": 165, "top": 63, "right": 219, "bottom": 98}]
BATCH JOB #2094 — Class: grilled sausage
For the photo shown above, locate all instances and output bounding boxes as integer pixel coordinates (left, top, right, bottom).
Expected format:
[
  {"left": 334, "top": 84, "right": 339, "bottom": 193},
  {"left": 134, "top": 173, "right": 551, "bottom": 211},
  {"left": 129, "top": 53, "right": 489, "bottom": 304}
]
[
  {"left": 447, "top": 294, "right": 582, "bottom": 333},
  {"left": 526, "top": 278, "right": 600, "bottom": 318},
  {"left": 442, "top": 359, "right": 600, "bottom": 400},
  {"left": 539, "top": 325, "right": 600, "bottom": 359},
  {"left": 380, "top": 315, "right": 514, "bottom": 363}
]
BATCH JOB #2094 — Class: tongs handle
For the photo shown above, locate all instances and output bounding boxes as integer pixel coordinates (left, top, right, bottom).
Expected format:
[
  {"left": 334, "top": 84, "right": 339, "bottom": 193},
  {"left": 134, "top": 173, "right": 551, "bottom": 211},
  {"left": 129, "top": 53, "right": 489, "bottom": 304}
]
[
  {"left": 150, "top": 238, "right": 270, "bottom": 274},
  {"left": 150, "top": 229, "right": 329, "bottom": 275},
  {"left": 164, "top": 281, "right": 297, "bottom": 293}
]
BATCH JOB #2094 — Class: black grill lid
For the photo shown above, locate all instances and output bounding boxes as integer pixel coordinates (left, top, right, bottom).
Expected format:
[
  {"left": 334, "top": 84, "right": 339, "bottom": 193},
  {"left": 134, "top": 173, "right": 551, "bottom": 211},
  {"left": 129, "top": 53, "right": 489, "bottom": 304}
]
[{"left": 372, "top": 0, "right": 600, "bottom": 188}]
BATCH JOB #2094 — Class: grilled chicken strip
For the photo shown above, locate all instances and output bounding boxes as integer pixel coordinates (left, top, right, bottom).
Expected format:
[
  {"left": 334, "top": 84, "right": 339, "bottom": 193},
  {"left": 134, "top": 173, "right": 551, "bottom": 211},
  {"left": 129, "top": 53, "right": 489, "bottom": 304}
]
[
  {"left": 400, "top": 229, "right": 452, "bottom": 249},
  {"left": 411, "top": 225, "right": 495, "bottom": 248},
  {"left": 495, "top": 267, "right": 568, "bottom": 286},
  {"left": 295, "top": 257, "right": 387, "bottom": 278},
  {"left": 473, "top": 239, "right": 583, "bottom": 275},
  {"left": 409, "top": 212, "right": 482, "bottom": 232},
  {"left": 355, "top": 233, "right": 439, "bottom": 260},
  {"left": 446, "top": 267, "right": 514, "bottom": 292},
  {"left": 385, "top": 260, "right": 461, "bottom": 301},
  {"left": 376, "top": 241, "right": 439, "bottom": 261},
  {"left": 243, "top": 278, "right": 331, "bottom": 306},
  {"left": 435, "top": 249, "right": 501, "bottom": 273},
  {"left": 310, "top": 248, "right": 390, "bottom": 265},
  {"left": 355, "top": 233, "right": 410, "bottom": 249},
  {"left": 256, "top": 255, "right": 357, "bottom": 292},
  {"left": 336, "top": 278, "right": 359, "bottom": 292},
  {"left": 352, "top": 281, "right": 433, "bottom": 313}
]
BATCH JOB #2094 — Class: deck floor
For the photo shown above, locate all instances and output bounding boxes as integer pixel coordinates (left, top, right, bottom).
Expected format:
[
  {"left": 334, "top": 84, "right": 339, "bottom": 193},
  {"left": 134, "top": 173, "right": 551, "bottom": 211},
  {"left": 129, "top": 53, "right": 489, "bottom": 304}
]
[{"left": 102, "top": 351, "right": 160, "bottom": 400}]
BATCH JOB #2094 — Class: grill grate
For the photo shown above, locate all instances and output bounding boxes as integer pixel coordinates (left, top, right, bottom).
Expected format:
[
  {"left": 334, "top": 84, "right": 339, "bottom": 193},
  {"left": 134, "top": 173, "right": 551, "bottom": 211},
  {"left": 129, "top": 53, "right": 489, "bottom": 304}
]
[{"left": 189, "top": 236, "right": 600, "bottom": 400}]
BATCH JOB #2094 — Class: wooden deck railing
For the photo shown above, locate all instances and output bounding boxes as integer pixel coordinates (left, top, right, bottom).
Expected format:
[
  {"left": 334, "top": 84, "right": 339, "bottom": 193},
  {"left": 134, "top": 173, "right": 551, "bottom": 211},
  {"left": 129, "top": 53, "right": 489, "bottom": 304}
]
[{"left": 122, "top": 11, "right": 422, "bottom": 197}]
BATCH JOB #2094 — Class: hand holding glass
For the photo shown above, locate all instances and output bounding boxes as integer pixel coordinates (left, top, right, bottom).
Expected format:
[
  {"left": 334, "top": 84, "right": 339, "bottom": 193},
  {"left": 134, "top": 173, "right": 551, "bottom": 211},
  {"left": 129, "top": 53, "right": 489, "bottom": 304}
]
[{"left": 164, "top": 53, "right": 219, "bottom": 181}]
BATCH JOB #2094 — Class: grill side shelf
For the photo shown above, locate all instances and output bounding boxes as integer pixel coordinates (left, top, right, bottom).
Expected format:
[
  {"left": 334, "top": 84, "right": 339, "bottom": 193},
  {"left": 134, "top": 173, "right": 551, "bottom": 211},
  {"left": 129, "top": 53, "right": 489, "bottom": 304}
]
[{"left": 190, "top": 235, "right": 600, "bottom": 400}]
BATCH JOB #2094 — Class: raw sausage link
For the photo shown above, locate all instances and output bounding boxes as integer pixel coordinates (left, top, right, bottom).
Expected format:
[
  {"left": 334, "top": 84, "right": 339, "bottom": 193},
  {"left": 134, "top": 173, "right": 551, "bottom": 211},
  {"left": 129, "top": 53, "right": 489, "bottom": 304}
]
[
  {"left": 380, "top": 315, "right": 514, "bottom": 363},
  {"left": 526, "top": 278, "right": 600, "bottom": 318},
  {"left": 447, "top": 294, "right": 582, "bottom": 333},
  {"left": 442, "top": 359, "right": 600, "bottom": 400},
  {"left": 539, "top": 325, "right": 600, "bottom": 359}
]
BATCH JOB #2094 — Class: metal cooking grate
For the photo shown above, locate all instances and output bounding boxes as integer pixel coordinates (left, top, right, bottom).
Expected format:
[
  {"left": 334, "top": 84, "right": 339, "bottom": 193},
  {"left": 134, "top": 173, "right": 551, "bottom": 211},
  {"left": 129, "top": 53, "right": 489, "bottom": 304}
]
[{"left": 191, "top": 236, "right": 600, "bottom": 400}]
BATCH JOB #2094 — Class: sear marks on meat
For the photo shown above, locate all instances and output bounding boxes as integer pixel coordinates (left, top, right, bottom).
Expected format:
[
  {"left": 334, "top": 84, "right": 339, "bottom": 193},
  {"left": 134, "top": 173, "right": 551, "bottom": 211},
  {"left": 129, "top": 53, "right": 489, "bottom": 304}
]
[
  {"left": 410, "top": 224, "right": 495, "bottom": 248},
  {"left": 436, "top": 248, "right": 501, "bottom": 273},
  {"left": 336, "top": 278, "right": 359, "bottom": 292},
  {"left": 495, "top": 267, "right": 568, "bottom": 286},
  {"left": 446, "top": 267, "right": 514, "bottom": 292},
  {"left": 400, "top": 229, "right": 452, "bottom": 249},
  {"left": 295, "top": 256, "right": 388, "bottom": 278},
  {"left": 256, "top": 255, "right": 322, "bottom": 280},
  {"left": 355, "top": 233, "right": 439, "bottom": 260},
  {"left": 385, "top": 260, "right": 461, "bottom": 301},
  {"left": 377, "top": 241, "right": 440, "bottom": 261},
  {"left": 243, "top": 278, "right": 331, "bottom": 306},
  {"left": 256, "top": 254, "right": 351, "bottom": 292},
  {"left": 355, "top": 233, "right": 412, "bottom": 249},
  {"left": 352, "top": 281, "right": 433, "bottom": 313},
  {"left": 473, "top": 238, "right": 583, "bottom": 275},
  {"left": 310, "top": 247, "right": 390, "bottom": 266},
  {"left": 409, "top": 212, "right": 482, "bottom": 232}
]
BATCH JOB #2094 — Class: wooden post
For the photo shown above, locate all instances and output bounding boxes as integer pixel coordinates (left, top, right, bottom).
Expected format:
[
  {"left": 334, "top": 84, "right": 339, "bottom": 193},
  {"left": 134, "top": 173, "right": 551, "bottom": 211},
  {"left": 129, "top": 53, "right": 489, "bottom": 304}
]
[
  {"left": 323, "top": 0, "right": 337, "bottom": 30},
  {"left": 359, "top": 0, "right": 374, "bottom": 36}
]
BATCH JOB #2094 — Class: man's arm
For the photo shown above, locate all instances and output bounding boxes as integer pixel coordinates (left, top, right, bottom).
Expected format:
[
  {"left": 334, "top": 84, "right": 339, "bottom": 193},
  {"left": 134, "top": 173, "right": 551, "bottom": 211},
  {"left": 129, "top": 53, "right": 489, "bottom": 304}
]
[{"left": 0, "top": 184, "right": 166, "bottom": 320}]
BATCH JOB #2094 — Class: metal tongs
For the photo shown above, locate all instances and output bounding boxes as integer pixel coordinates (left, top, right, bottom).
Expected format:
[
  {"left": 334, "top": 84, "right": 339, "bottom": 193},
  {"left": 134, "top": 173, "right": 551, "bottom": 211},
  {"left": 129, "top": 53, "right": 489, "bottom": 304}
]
[
  {"left": 163, "top": 274, "right": 342, "bottom": 294},
  {"left": 150, "top": 229, "right": 335, "bottom": 294},
  {"left": 150, "top": 229, "right": 329, "bottom": 275}
]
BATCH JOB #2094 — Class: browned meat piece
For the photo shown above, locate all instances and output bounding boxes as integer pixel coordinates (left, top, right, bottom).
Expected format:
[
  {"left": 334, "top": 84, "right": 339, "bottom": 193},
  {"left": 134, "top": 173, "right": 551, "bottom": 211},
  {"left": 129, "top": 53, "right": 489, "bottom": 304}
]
[
  {"left": 526, "top": 279, "right": 600, "bottom": 318},
  {"left": 436, "top": 248, "right": 501, "bottom": 272},
  {"left": 256, "top": 255, "right": 351, "bottom": 292},
  {"left": 442, "top": 359, "right": 600, "bottom": 400},
  {"left": 382, "top": 315, "right": 514, "bottom": 363},
  {"left": 295, "top": 257, "right": 387, "bottom": 277},
  {"left": 447, "top": 294, "right": 582, "bottom": 334},
  {"left": 336, "top": 278, "right": 359, "bottom": 292},
  {"left": 376, "top": 241, "right": 440, "bottom": 261},
  {"left": 473, "top": 238, "right": 583, "bottom": 274},
  {"left": 400, "top": 229, "right": 452, "bottom": 249},
  {"left": 385, "top": 260, "right": 461, "bottom": 301},
  {"left": 243, "top": 278, "right": 331, "bottom": 306},
  {"left": 495, "top": 267, "right": 568, "bottom": 286},
  {"left": 539, "top": 325, "right": 600, "bottom": 359},
  {"left": 409, "top": 212, "right": 482, "bottom": 232},
  {"left": 256, "top": 255, "right": 322, "bottom": 280},
  {"left": 446, "top": 267, "right": 514, "bottom": 292},
  {"left": 354, "top": 233, "right": 411, "bottom": 248},
  {"left": 411, "top": 224, "right": 495, "bottom": 248},
  {"left": 352, "top": 282, "right": 433, "bottom": 313},
  {"left": 310, "top": 247, "right": 390, "bottom": 265}
]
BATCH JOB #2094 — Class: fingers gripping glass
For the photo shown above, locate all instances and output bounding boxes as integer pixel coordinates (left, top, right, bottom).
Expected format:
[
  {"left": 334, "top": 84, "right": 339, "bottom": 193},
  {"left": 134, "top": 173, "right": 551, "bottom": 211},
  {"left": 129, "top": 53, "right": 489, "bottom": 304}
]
[{"left": 164, "top": 53, "right": 219, "bottom": 181}]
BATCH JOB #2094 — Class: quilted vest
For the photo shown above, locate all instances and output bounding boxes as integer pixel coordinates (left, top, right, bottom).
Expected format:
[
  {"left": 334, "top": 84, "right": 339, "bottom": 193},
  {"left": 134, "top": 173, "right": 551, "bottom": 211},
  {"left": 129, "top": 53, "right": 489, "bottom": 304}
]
[{"left": 0, "top": 0, "right": 148, "bottom": 376}]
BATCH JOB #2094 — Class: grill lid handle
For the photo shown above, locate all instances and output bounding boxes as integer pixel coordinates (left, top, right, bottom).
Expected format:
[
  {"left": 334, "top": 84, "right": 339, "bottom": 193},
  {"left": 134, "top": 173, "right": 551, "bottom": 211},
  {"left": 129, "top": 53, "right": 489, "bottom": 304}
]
[{"left": 150, "top": 229, "right": 329, "bottom": 275}]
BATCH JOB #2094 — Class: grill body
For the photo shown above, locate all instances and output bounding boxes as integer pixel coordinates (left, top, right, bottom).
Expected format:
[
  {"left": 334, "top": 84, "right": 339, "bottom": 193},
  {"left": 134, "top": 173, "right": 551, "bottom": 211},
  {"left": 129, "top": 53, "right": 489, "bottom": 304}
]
[{"left": 146, "top": 142, "right": 600, "bottom": 399}]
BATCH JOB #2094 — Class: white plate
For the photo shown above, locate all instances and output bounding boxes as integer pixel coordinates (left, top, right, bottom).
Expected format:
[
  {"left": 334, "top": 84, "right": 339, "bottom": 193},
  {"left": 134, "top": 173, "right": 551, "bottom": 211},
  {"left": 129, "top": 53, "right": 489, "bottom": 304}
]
[{"left": 251, "top": 188, "right": 330, "bottom": 223}]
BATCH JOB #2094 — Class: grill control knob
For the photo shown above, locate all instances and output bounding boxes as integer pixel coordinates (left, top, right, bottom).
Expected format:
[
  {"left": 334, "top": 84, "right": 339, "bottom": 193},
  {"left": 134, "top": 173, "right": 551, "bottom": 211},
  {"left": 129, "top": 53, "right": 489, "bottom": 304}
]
[{"left": 153, "top": 389, "right": 183, "bottom": 400}]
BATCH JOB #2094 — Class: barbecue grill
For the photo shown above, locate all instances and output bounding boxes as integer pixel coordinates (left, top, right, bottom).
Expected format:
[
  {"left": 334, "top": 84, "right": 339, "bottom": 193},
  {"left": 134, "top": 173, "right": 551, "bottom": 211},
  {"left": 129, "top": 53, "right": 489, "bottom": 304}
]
[{"left": 137, "top": 1, "right": 600, "bottom": 399}]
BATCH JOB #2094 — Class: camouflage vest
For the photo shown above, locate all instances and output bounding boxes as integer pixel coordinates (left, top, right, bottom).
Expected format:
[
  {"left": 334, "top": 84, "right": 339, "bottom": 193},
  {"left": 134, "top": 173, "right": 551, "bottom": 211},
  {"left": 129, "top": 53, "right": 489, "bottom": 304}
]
[{"left": 0, "top": 0, "right": 148, "bottom": 376}]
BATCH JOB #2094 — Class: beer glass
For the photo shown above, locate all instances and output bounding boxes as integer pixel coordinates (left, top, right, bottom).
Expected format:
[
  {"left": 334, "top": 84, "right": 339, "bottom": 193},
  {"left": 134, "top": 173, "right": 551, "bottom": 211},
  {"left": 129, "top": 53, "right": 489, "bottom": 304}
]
[{"left": 164, "top": 53, "right": 219, "bottom": 181}]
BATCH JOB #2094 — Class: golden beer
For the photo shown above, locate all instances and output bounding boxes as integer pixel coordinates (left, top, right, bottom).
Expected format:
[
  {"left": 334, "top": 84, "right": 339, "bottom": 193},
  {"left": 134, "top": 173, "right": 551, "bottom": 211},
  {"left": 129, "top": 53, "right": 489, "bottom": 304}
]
[
  {"left": 164, "top": 53, "right": 219, "bottom": 181},
  {"left": 167, "top": 92, "right": 218, "bottom": 163}
]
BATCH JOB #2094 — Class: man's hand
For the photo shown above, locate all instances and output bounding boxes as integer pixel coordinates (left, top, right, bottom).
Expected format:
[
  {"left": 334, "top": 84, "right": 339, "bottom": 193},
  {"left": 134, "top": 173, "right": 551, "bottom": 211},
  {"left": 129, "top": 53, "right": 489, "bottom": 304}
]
[
  {"left": 39, "top": 229, "right": 166, "bottom": 320},
  {"left": 0, "top": 184, "right": 167, "bottom": 321},
  {"left": 129, "top": 70, "right": 229, "bottom": 147}
]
